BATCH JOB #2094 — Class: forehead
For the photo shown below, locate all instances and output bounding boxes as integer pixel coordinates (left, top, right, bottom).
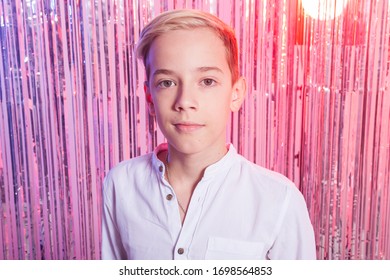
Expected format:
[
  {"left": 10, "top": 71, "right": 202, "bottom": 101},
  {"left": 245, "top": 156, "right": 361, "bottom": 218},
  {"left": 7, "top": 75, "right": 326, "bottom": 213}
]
[{"left": 146, "top": 28, "right": 230, "bottom": 76}]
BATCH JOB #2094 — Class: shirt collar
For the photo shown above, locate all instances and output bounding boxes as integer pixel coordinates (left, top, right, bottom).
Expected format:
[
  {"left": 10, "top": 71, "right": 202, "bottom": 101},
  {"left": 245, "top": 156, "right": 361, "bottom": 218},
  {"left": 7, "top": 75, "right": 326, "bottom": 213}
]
[
  {"left": 151, "top": 143, "right": 169, "bottom": 175},
  {"left": 151, "top": 143, "right": 237, "bottom": 180},
  {"left": 201, "top": 144, "right": 237, "bottom": 180}
]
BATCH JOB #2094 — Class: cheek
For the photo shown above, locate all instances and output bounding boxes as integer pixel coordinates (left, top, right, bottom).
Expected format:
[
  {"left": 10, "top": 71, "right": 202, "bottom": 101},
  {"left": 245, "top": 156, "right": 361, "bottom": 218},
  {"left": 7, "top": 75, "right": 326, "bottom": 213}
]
[
  {"left": 153, "top": 95, "right": 170, "bottom": 111},
  {"left": 153, "top": 106, "right": 167, "bottom": 120},
  {"left": 206, "top": 104, "right": 230, "bottom": 124},
  {"left": 153, "top": 99, "right": 173, "bottom": 124}
]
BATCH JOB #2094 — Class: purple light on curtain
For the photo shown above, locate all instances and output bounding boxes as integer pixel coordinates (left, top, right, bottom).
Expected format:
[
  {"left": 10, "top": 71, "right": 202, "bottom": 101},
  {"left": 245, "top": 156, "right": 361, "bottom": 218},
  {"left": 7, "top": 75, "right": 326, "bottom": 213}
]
[{"left": 0, "top": 0, "right": 389, "bottom": 260}]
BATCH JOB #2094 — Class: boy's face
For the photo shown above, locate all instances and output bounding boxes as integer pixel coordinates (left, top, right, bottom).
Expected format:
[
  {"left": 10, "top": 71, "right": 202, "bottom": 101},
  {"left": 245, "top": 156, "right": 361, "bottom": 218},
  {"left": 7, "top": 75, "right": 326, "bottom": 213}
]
[{"left": 144, "top": 28, "right": 245, "bottom": 156}]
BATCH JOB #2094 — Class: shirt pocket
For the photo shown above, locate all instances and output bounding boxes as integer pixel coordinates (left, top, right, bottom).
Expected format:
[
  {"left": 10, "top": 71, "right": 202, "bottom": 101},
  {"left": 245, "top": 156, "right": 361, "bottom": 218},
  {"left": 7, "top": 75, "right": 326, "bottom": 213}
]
[{"left": 205, "top": 237, "right": 265, "bottom": 260}]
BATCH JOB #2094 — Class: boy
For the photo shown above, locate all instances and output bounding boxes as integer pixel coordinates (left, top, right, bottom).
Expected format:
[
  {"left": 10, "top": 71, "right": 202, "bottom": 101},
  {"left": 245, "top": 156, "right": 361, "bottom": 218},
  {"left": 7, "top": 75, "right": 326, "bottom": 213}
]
[{"left": 101, "top": 9, "right": 316, "bottom": 260}]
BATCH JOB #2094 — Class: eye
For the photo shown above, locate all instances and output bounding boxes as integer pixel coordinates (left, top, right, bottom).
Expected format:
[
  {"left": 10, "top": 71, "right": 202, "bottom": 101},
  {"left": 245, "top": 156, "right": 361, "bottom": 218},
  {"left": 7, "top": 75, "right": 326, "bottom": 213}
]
[
  {"left": 201, "top": 78, "right": 217, "bottom": 87},
  {"left": 157, "top": 80, "right": 176, "bottom": 88}
]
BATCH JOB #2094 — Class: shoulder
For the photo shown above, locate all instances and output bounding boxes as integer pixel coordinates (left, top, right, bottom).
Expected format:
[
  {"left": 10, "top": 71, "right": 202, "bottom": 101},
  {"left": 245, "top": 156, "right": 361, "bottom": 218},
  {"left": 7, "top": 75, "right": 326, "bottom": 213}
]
[
  {"left": 108, "top": 153, "right": 152, "bottom": 176},
  {"left": 232, "top": 153, "right": 301, "bottom": 199},
  {"left": 232, "top": 154, "right": 312, "bottom": 231},
  {"left": 103, "top": 153, "right": 154, "bottom": 193}
]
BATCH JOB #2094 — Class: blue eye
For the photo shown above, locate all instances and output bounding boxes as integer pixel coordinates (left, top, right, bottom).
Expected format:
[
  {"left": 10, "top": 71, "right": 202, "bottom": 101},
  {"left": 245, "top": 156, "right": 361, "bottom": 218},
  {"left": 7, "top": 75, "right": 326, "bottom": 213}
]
[{"left": 157, "top": 80, "right": 176, "bottom": 88}]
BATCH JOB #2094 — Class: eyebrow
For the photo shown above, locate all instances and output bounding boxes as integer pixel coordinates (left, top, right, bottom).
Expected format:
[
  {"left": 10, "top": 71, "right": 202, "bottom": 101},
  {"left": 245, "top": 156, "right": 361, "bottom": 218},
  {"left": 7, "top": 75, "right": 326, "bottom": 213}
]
[
  {"left": 152, "top": 69, "right": 175, "bottom": 77},
  {"left": 196, "top": 66, "right": 224, "bottom": 74},
  {"left": 152, "top": 66, "right": 224, "bottom": 78}
]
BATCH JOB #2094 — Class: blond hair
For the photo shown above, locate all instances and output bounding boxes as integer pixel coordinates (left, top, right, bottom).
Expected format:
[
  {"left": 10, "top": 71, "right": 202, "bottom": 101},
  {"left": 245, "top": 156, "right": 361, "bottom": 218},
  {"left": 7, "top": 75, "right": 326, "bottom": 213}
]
[{"left": 136, "top": 9, "right": 239, "bottom": 84}]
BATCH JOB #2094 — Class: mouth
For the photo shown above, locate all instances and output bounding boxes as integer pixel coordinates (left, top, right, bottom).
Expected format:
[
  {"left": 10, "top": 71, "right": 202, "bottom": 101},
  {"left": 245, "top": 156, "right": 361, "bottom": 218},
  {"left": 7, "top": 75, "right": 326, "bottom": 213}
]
[{"left": 173, "top": 122, "right": 205, "bottom": 132}]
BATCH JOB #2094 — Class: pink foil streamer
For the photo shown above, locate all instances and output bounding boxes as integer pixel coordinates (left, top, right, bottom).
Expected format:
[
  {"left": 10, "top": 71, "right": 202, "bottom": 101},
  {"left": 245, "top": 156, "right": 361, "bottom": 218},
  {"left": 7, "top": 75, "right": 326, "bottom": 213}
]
[{"left": 0, "top": 0, "right": 389, "bottom": 260}]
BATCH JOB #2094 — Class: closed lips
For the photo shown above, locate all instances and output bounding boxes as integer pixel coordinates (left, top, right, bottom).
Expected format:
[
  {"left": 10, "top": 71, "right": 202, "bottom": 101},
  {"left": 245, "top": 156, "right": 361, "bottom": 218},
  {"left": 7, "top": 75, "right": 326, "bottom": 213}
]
[{"left": 174, "top": 122, "right": 205, "bottom": 132}]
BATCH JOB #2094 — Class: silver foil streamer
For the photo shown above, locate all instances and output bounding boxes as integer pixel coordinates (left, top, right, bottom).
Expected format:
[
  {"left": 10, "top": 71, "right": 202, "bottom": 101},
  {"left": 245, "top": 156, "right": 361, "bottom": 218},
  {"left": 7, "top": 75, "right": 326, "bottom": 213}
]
[{"left": 0, "top": 0, "right": 389, "bottom": 259}]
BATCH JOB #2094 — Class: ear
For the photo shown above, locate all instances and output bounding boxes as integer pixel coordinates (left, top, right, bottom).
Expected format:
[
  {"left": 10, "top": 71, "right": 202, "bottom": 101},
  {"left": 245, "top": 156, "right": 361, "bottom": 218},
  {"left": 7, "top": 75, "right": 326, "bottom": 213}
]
[
  {"left": 230, "top": 77, "right": 246, "bottom": 112},
  {"left": 144, "top": 81, "right": 156, "bottom": 116}
]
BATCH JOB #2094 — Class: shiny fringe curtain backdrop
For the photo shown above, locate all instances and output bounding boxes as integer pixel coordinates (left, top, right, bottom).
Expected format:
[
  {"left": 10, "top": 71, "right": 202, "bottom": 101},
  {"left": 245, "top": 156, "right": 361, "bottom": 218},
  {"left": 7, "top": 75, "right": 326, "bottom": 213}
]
[{"left": 0, "top": 0, "right": 389, "bottom": 260}]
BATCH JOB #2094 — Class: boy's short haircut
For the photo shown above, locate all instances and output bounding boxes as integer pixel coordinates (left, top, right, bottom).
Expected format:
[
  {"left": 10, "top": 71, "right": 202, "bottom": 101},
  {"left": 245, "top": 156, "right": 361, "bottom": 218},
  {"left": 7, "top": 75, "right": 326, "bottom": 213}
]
[{"left": 136, "top": 9, "right": 239, "bottom": 84}]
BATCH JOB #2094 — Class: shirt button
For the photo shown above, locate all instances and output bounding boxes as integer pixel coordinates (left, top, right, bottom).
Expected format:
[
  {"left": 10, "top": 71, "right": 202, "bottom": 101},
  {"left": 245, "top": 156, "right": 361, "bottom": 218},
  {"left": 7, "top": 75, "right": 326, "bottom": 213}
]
[
  {"left": 177, "top": 248, "right": 184, "bottom": 255},
  {"left": 166, "top": 194, "right": 173, "bottom": 201},
  {"left": 159, "top": 165, "right": 163, "bottom": 172}
]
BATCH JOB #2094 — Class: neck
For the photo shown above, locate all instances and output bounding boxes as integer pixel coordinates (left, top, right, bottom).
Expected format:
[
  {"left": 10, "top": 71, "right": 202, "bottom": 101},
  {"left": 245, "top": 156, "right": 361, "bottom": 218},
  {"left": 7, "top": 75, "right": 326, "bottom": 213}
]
[{"left": 164, "top": 143, "right": 228, "bottom": 189}]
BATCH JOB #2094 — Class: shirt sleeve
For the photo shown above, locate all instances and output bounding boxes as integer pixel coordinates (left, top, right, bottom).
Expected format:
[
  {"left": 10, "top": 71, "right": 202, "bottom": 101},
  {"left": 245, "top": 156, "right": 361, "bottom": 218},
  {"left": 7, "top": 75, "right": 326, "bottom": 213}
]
[
  {"left": 101, "top": 172, "right": 127, "bottom": 260},
  {"left": 267, "top": 186, "right": 316, "bottom": 260}
]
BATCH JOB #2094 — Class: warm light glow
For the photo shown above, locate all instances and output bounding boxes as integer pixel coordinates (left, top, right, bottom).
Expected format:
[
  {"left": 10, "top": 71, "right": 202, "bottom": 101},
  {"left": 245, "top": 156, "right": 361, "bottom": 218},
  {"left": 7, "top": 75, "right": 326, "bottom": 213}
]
[{"left": 302, "top": 0, "right": 348, "bottom": 20}]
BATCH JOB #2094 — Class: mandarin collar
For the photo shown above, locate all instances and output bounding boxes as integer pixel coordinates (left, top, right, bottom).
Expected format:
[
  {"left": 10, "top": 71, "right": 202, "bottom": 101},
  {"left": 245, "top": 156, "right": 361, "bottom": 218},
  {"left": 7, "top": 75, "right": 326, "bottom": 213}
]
[{"left": 151, "top": 143, "right": 237, "bottom": 180}]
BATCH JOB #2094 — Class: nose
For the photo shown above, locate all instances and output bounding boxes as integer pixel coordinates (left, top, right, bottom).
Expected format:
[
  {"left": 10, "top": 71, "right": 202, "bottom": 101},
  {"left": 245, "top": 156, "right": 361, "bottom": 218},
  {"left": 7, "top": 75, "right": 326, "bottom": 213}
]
[{"left": 174, "top": 83, "right": 198, "bottom": 111}]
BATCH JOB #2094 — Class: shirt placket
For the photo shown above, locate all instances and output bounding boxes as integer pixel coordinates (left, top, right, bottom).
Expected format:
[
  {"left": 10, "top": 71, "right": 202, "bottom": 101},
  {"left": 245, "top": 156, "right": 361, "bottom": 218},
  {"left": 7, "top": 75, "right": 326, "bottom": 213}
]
[
  {"left": 156, "top": 159, "right": 211, "bottom": 260},
  {"left": 157, "top": 164, "right": 183, "bottom": 244},
  {"left": 172, "top": 180, "right": 208, "bottom": 260}
]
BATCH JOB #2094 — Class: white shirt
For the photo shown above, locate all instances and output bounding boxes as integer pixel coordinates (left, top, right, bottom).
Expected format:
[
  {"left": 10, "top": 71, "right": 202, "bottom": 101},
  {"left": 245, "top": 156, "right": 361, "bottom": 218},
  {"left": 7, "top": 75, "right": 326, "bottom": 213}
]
[{"left": 101, "top": 143, "right": 316, "bottom": 259}]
